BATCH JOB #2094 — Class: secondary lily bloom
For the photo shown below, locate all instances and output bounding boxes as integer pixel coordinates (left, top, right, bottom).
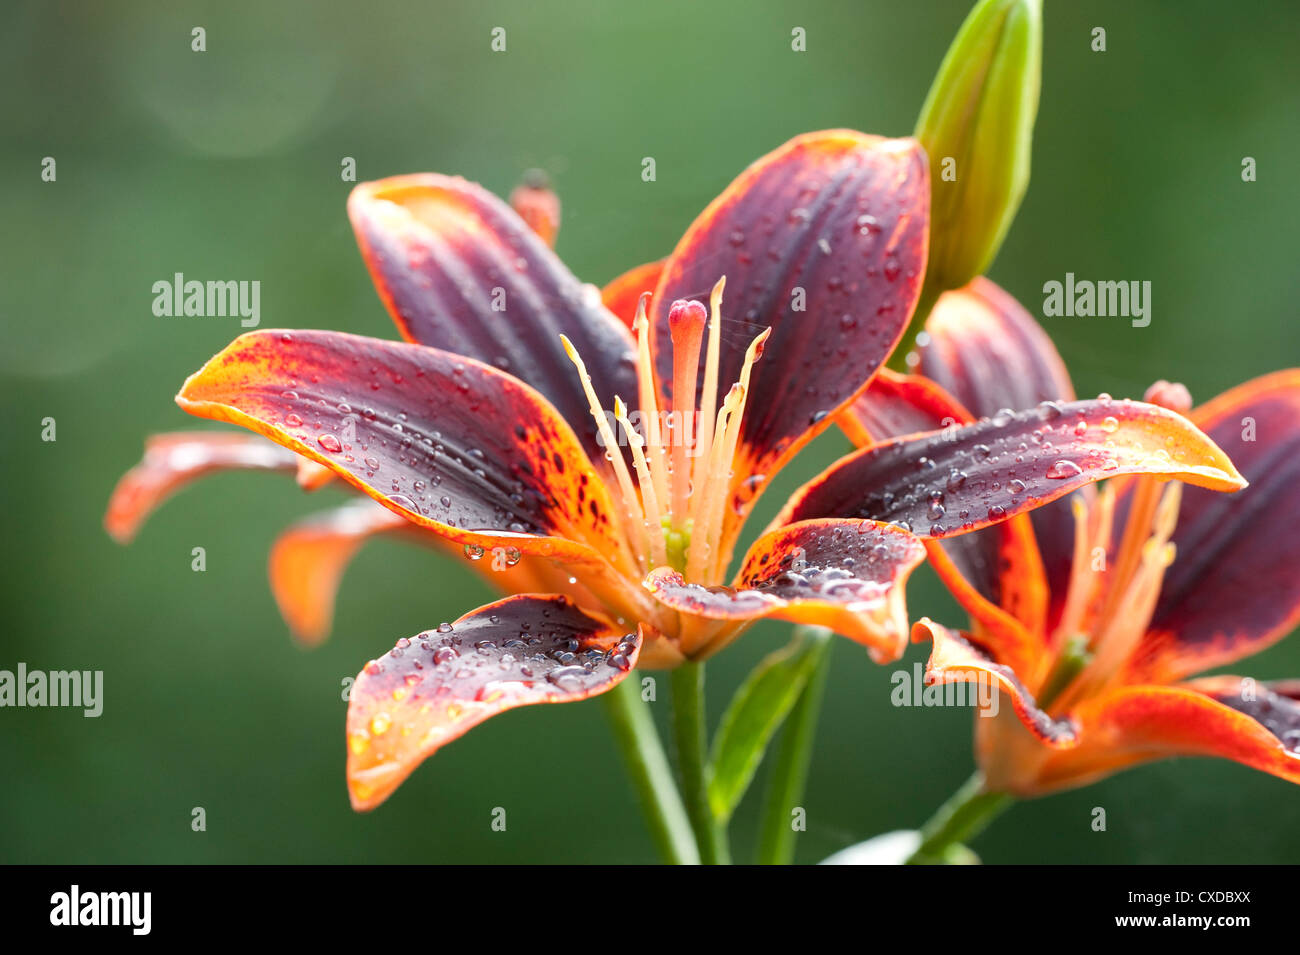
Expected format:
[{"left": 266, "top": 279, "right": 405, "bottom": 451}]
[
  {"left": 848, "top": 278, "right": 1299, "bottom": 795},
  {"left": 109, "top": 133, "right": 1243, "bottom": 811}
]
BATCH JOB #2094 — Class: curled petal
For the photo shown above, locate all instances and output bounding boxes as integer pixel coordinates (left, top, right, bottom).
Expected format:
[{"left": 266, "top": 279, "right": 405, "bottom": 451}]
[
  {"left": 777, "top": 398, "right": 1247, "bottom": 538},
  {"left": 347, "top": 174, "right": 636, "bottom": 470},
  {"left": 176, "top": 329, "right": 635, "bottom": 575},
  {"left": 651, "top": 131, "right": 930, "bottom": 520},
  {"left": 601, "top": 260, "right": 665, "bottom": 329},
  {"left": 1129, "top": 370, "right": 1300, "bottom": 682},
  {"left": 645, "top": 519, "right": 925, "bottom": 661},
  {"left": 269, "top": 501, "right": 410, "bottom": 646},
  {"left": 1012, "top": 678, "right": 1300, "bottom": 795},
  {"left": 916, "top": 619, "right": 1076, "bottom": 746},
  {"left": 105, "top": 431, "right": 298, "bottom": 543},
  {"left": 346, "top": 594, "right": 639, "bottom": 810}
]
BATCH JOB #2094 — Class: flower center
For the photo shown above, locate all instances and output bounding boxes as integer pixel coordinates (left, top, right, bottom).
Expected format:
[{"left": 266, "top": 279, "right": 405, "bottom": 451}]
[{"left": 561, "top": 277, "right": 769, "bottom": 584}]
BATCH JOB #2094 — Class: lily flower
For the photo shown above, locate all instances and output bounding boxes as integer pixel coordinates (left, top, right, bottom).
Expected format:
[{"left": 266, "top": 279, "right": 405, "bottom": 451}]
[
  {"left": 846, "top": 277, "right": 1299, "bottom": 796},
  {"left": 108, "top": 135, "right": 1244, "bottom": 812}
]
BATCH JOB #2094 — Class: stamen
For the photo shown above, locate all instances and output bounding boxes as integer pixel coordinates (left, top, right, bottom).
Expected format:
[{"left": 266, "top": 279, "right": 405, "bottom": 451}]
[
  {"left": 560, "top": 334, "right": 646, "bottom": 562},
  {"left": 704, "top": 328, "right": 769, "bottom": 582},
  {"left": 615, "top": 395, "right": 668, "bottom": 570},
  {"left": 689, "top": 276, "right": 727, "bottom": 531},
  {"left": 667, "top": 299, "right": 708, "bottom": 523},
  {"left": 632, "top": 294, "right": 669, "bottom": 507},
  {"left": 684, "top": 384, "right": 742, "bottom": 582}
]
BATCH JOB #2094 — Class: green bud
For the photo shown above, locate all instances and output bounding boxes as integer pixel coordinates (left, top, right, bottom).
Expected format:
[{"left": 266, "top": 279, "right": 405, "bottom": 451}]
[{"left": 915, "top": 0, "right": 1042, "bottom": 294}]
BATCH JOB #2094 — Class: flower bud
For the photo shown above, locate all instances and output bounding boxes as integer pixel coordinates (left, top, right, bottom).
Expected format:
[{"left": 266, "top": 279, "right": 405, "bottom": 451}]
[{"left": 915, "top": 0, "right": 1042, "bottom": 295}]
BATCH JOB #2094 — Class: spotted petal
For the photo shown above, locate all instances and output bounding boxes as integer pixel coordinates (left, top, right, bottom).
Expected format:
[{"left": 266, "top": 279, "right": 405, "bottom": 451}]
[
  {"left": 347, "top": 174, "right": 636, "bottom": 471},
  {"left": 650, "top": 130, "right": 929, "bottom": 526},
  {"left": 105, "top": 431, "right": 299, "bottom": 543},
  {"left": 175, "top": 329, "right": 636, "bottom": 578},
  {"left": 777, "top": 398, "right": 1246, "bottom": 538},
  {"left": 645, "top": 519, "right": 925, "bottom": 661},
  {"left": 346, "top": 594, "right": 639, "bottom": 810},
  {"left": 1127, "top": 370, "right": 1300, "bottom": 683}
]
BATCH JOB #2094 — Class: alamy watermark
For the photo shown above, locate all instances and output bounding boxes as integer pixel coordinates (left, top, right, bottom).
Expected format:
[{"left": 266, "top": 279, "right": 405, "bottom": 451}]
[
  {"left": 890, "top": 662, "right": 999, "bottom": 717},
  {"left": 152, "top": 272, "right": 260, "bottom": 327},
  {"left": 1042, "top": 273, "right": 1150, "bottom": 327},
  {"left": 0, "top": 663, "right": 103, "bottom": 717}
]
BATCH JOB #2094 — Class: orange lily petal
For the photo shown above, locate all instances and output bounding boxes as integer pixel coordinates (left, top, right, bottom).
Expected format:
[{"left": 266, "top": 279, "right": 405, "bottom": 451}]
[
  {"left": 601, "top": 260, "right": 665, "bottom": 329},
  {"left": 269, "top": 501, "right": 410, "bottom": 646},
  {"left": 841, "top": 371, "right": 1050, "bottom": 671},
  {"left": 1127, "top": 369, "right": 1300, "bottom": 683},
  {"left": 777, "top": 398, "right": 1247, "bottom": 538},
  {"left": 925, "top": 518, "right": 1049, "bottom": 683},
  {"left": 105, "top": 431, "right": 298, "bottom": 544},
  {"left": 347, "top": 174, "right": 636, "bottom": 472},
  {"left": 1009, "top": 677, "right": 1300, "bottom": 795},
  {"left": 919, "top": 277, "right": 1086, "bottom": 632},
  {"left": 346, "top": 594, "right": 639, "bottom": 810},
  {"left": 645, "top": 519, "right": 925, "bottom": 662},
  {"left": 650, "top": 131, "right": 930, "bottom": 526},
  {"left": 175, "top": 329, "right": 635, "bottom": 577},
  {"left": 508, "top": 172, "right": 560, "bottom": 248}
]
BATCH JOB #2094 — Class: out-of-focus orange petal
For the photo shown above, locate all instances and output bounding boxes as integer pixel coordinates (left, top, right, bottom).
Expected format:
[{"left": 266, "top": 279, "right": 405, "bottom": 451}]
[
  {"left": 346, "top": 594, "right": 639, "bottom": 810},
  {"left": 269, "top": 501, "right": 409, "bottom": 646},
  {"left": 777, "top": 397, "right": 1247, "bottom": 538},
  {"left": 295, "top": 458, "right": 335, "bottom": 491},
  {"left": 601, "top": 260, "right": 665, "bottom": 329},
  {"left": 508, "top": 171, "right": 561, "bottom": 248},
  {"left": 175, "top": 329, "right": 637, "bottom": 578},
  {"left": 1127, "top": 370, "right": 1300, "bottom": 683},
  {"left": 105, "top": 431, "right": 298, "bottom": 544},
  {"left": 645, "top": 519, "right": 925, "bottom": 662},
  {"left": 347, "top": 174, "right": 635, "bottom": 473},
  {"left": 1006, "top": 678, "right": 1300, "bottom": 795},
  {"left": 649, "top": 131, "right": 930, "bottom": 535}
]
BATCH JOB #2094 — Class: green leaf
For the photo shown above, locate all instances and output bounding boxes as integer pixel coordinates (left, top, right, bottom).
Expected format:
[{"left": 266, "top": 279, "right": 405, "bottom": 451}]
[{"left": 707, "top": 627, "right": 832, "bottom": 822}]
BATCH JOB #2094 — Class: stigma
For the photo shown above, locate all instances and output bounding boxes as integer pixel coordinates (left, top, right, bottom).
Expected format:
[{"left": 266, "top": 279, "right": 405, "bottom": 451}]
[{"left": 561, "top": 277, "right": 769, "bottom": 584}]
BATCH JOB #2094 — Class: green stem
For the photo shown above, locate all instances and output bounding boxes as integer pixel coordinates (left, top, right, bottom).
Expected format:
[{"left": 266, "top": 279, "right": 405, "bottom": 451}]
[
  {"left": 756, "top": 627, "right": 833, "bottom": 865},
  {"left": 905, "top": 770, "right": 1013, "bottom": 864},
  {"left": 602, "top": 677, "right": 700, "bottom": 865},
  {"left": 670, "top": 661, "right": 730, "bottom": 864}
]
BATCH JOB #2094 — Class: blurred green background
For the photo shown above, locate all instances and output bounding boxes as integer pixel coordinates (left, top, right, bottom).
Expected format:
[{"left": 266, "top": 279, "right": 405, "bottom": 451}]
[{"left": 2, "top": 0, "right": 1297, "bottom": 864}]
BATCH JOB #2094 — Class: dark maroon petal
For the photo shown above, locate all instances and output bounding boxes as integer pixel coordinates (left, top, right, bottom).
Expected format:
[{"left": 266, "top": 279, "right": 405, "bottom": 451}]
[
  {"left": 176, "top": 329, "right": 634, "bottom": 573},
  {"left": 1127, "top": 371, "right": 1300, "bottom": 682},
  {"left": 777, "top": 398, "right": 1246, "bottom": 538},
  {"left": 918, "top": 276, "right": 1075, "bottom": 418},
  {"left": 348, "top": 174, "right": 636, "bottom": 470},
  {"left": 841, "top": 368, "right": 972, "bottom": 446},
  {"left": 650, "top": 131, "right": 929, "bottom": 514},
  {"left": 918, "top": 277, "right": 1080, "bottom": 623},
  {"left": 347, "top": 594, "right": 639, "bottom": 809}
]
